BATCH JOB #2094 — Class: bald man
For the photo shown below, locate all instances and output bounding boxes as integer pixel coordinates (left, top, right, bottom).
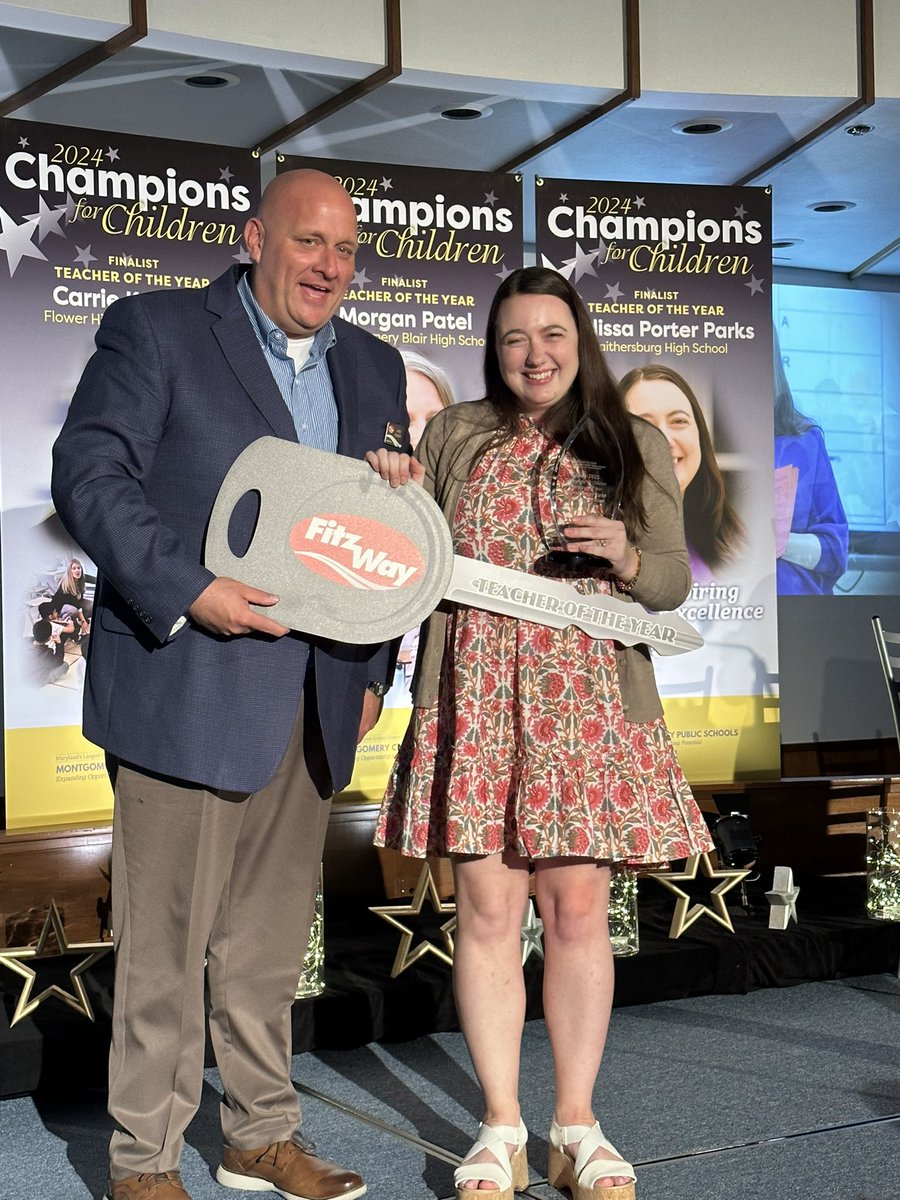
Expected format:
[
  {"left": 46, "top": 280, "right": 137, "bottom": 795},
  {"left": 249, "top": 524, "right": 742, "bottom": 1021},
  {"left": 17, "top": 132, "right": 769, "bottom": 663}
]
[{"left": 52, "top": 171, "right": 408, "bottom": 1200}]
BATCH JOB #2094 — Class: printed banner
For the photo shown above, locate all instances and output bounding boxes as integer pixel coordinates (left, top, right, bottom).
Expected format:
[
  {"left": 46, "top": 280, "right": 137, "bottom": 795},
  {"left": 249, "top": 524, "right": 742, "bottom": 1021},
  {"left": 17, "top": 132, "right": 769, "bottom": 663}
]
[
  {"left": 536, "top": 179, "right": 779, "bottom": 782},
  {"left": 280, "top": 154, "right": 524, "bottom": 799},
  {"left": 0, "top": 117, "right": 260, "bottom": 827}
]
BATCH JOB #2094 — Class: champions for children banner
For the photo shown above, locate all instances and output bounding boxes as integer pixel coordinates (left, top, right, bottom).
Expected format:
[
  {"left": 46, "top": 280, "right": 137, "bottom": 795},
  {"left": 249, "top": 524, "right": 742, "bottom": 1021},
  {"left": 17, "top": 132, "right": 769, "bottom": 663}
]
[
  {"left": 0, "top": 118, "right": 260, "bottom": 827},
  {"left": 280, "top": 155, "right": 523, "bottom": 800},
  {"left": 536, "top": 179, "right": 779, "bottom": 782}
]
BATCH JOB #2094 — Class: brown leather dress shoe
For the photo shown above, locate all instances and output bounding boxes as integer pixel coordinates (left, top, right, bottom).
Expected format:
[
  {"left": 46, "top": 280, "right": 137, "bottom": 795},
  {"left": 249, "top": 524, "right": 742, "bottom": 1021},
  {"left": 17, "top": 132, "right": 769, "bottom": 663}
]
[
  {"left": 104, "top": 1171, "right": 192, "bottom": 1200},
  {"left": 216, "top": 1139, "right": 366, "bottom": 1199}
]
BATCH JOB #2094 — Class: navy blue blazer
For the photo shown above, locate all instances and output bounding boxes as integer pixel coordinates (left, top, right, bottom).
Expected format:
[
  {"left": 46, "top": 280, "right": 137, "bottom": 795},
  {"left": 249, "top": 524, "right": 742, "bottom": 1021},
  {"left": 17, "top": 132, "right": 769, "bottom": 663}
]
[{"left": 51, "top": 267, "right": 407, "bottom": 794}]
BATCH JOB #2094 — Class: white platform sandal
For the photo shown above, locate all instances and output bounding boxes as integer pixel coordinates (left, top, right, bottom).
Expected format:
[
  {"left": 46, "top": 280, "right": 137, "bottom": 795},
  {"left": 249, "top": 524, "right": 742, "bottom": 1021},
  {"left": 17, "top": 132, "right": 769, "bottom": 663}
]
[
  {"left": 453, "top": 1120, "right": 529, "bottom": 1200},
  {"left": 548, "top": 1120, "right": 636, "bottom": 1200}
]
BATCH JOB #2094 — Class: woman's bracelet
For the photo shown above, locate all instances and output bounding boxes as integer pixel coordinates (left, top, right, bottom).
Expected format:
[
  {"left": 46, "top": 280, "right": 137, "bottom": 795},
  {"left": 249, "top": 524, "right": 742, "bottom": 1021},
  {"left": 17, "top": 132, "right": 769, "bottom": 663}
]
[{"left": 613, "top": 547, "right": 642, "bottom": 593}]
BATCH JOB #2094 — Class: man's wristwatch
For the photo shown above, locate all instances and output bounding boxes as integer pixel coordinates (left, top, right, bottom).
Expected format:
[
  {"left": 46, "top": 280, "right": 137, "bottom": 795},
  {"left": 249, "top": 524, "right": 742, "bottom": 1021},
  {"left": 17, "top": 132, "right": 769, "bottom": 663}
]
[{"left": 366, "top": 680, "right": 390, "bottom": 698}]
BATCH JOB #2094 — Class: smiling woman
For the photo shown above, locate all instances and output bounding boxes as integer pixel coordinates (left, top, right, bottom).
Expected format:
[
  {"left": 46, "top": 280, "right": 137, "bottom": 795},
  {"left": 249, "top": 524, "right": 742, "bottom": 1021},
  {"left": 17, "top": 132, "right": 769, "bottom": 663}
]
[
  {"left": 620, "top": 362, "right": 744, "bottom": 580},
  {"left": 375, "top": 266, "right": 714, "bottom": 1200},
  {"left": 496, "top": 292, "right": 580, "bottom": 415}
]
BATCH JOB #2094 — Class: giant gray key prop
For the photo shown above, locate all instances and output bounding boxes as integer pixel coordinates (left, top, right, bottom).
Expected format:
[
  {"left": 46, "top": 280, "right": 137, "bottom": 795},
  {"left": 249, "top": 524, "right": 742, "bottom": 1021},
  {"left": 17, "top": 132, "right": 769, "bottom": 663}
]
[{"left": 205, "top": 438, "right": 703, "bottom": 654}]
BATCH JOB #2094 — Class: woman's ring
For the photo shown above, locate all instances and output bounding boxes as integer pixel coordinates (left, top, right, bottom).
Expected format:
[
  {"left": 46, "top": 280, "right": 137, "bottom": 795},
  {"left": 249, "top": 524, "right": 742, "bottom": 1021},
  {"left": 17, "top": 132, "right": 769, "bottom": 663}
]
[{"left": 599, "top": 539, "right": 607, "bottom": 548}]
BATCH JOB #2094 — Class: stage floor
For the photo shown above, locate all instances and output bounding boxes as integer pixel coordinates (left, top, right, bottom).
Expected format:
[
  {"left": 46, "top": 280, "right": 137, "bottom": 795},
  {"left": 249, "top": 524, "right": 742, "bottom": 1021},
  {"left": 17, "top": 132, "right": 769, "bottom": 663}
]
[
  {"left": 2, "top": 874, "right": 898, "bottom": 1099},
  {"left": 3, "top": 972, "right": 898, "bottom": 1199}
]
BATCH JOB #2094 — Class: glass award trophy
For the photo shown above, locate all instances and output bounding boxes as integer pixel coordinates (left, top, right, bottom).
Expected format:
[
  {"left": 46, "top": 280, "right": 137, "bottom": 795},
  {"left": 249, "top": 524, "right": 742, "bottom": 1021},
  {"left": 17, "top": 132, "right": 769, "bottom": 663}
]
[{"left": 543, "top": 413, "right": 622, "bottom": 572}]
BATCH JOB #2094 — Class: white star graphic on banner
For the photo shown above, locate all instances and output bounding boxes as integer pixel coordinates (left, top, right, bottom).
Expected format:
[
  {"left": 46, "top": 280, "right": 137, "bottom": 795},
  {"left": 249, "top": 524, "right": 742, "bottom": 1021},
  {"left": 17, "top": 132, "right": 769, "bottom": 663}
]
[
  {"left": 495, "top": 264, "right": 513, "bottom": 281},
  {"left": 562, "top": 242, "right": 600, "bottom": 282},
  {"left": 74, "top": 244, "right": 98, "bottom": 267},
  {"left": 540, "top": 252, "right": 571, "bottom": 278},
  {"left": 484, "top": 190, "right": 498, "bottom": 206},
  {"left": 219, "top": 166, "right": 234, "bottom": 182},
  {"left": 18, "top": 137, "right": 29, "bottom": 148},
  {"left": 0, "top": 207, "right": 48, "bottom": 276},
  {"left": 380, "top": 177, "right": 393, "bottom": 192},
  {"left": 745, "top": 274, "right": 765, "bottom": 296},
  {"left": 61, "top": 194, "right": 79, "bottom": 225},
  {"left": 24, "top": 195, "right": 68, "bottom": 243},
  {"left": 734, "top": 204, "right": 747, "bottom": 219},
  {"left": 633, "top": 195, "right": 646, "bottom": 210},
  {"left": 106, "top": 148, "right": 120, "bottom": 162},
  {"left": 351, "top": 268, "right": 371, "bottom": 288},
  {"left": 604, "top": 281, "right": 625, "bottom": 302},
  {"left": 232, "top": 243, "right": 252, "bottom": 264}
]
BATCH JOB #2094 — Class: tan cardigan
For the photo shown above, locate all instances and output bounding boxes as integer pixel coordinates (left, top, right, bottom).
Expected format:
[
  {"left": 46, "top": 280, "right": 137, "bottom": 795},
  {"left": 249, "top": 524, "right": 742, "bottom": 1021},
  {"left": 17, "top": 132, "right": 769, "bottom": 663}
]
[{"left": 412, "top": 400, "right": 691, "bottom": 723}]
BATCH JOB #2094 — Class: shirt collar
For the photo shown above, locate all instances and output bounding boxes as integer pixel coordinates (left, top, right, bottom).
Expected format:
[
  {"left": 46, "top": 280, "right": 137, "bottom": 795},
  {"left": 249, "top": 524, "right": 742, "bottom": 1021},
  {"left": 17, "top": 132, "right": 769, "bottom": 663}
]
[{"left": 238, "top": 272, "right": 336, "bottom": 360}]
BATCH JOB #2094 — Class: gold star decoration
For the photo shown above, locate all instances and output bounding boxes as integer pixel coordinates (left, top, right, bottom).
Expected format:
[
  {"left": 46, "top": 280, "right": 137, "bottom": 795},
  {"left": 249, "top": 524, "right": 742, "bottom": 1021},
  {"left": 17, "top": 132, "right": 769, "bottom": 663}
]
[
  {"left": 369, "top": 862, "right": 457, "bottom": 977},
  {"left": 520, "top": 899, "right": 545, "bottom": 964},
  {"left": 648, "top": 853, "right": 750, "bottom": 939},
  {"left": 0, "top": 899, "right": 113, "bottom": 1026}
]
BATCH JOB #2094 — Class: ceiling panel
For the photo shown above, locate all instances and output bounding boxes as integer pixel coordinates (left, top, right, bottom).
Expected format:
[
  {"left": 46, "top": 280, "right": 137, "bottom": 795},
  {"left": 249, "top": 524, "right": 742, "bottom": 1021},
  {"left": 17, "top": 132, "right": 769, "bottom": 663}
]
[{"left": 0, "top": 3, "right": 896, "bottom": 281}]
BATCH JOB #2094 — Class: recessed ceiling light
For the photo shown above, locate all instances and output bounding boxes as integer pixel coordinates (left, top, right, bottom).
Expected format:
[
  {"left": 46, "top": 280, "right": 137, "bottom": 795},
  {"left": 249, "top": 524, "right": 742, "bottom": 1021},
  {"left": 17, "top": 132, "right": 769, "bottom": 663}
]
[
  {"left": 672, "top": 118, "right": 733, "bottom": 136},
  {"left": 808, "top": 200, "right": 856, "bottom": 213},
  {"left": 440, "top": 106, "right": 488, "bottom": 121},
  {"left": 845, "top": 124, "right": 874, "bottom": 135},
  {"left": 180, "top": 72, "right": 239, "bottom": 90}
]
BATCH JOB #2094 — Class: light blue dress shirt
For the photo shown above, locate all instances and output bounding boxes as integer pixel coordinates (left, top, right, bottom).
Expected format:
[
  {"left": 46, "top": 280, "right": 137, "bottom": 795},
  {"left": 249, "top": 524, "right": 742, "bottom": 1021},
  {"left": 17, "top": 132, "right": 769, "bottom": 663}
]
[{"left": 238, "top": 272, "right": 339, "bottom": 451}]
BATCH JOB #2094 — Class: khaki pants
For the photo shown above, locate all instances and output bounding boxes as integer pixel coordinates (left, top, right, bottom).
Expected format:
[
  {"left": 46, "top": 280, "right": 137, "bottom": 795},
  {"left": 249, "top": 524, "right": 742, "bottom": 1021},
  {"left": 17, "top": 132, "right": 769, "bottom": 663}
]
[{"left": 107, "top": 700, "right": 332, "bottom": 1179}]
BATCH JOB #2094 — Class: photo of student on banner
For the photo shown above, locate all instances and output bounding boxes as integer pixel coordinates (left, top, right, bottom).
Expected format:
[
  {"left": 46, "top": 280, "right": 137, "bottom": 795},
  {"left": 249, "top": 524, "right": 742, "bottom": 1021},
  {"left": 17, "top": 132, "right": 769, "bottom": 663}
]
[
  {"left": 27, "top": 618, "right": 70, "bottom": 688},
  {"left": 38, "top": 556, "right": 92, "bottom": 633},
  {"left": 772, "top": 329, "right": 848, "bottom": 595},
  {"left": 620, "top": 363, "right": 744, "bottom": 583},
  {"left": 23, "top": 553, "right": 95, "bottom": 688}
]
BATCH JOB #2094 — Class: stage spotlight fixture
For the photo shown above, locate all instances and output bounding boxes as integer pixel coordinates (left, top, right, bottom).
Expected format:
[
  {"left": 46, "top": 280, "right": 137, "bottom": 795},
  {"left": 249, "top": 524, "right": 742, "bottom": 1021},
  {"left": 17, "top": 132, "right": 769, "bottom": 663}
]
[{"left": 710, "top": 812, "right": 759, "bottom": 869}]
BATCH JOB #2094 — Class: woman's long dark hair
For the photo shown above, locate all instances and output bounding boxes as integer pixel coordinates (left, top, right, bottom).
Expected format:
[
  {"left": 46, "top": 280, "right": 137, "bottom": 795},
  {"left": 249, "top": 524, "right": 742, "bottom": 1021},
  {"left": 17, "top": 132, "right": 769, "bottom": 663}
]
[
  {"left": 619, "top": 363, "right": 743, "bottom": 570},
  {"left": 482, "top": 266, "right": 647, "bottom": 535},
  {"left": 773, "top": 325, "right": 816, "bottom": 437}
]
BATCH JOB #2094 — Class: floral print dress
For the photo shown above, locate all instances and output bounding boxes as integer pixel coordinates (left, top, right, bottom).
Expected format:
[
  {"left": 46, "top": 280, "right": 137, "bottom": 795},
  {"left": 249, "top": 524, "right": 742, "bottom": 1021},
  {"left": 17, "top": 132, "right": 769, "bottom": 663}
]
[{"left": 376, "top": 422, "right": 713, "bottom": 865}]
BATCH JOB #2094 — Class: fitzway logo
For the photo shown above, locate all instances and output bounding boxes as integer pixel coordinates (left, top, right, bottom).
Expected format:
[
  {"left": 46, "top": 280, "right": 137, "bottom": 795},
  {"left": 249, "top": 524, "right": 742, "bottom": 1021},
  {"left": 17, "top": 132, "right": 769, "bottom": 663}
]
[{"left": 289, "top": 514, "right": 424, "bottom": 590}]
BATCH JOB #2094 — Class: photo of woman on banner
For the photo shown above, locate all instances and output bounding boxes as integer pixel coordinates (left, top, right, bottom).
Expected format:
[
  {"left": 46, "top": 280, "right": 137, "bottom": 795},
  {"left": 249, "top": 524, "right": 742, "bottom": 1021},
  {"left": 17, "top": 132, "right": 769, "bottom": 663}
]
[
  {"left": 401, "top": 349, "right": 456, "bottom": 449},
  {"left": 38, "top": 556, "right": 92, "bottom": 638},
  {"left": 772, "top": 329, "right": 848, "bottom": 594},
  {"left": 367, "top": 266, "right": 713, "bottom": 1200},
  {"left": 22, "top": 553, "right": 93, "bottom": 687},
  {"left": 387, "top": 352, "right": 459, "bottom": 705},
  {"left": 620, "top": 363, "right": 744, "bottom": 583}
]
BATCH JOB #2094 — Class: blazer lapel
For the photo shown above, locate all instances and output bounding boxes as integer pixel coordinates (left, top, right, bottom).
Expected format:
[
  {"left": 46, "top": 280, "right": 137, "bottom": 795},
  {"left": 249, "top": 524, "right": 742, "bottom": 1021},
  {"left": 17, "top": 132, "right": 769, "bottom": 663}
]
[
  {"left": 328, "top": 326, "right": 360, "bottom": 456},
  {"left": 208, "top": 270, "right": 297, "bottom": 442}
]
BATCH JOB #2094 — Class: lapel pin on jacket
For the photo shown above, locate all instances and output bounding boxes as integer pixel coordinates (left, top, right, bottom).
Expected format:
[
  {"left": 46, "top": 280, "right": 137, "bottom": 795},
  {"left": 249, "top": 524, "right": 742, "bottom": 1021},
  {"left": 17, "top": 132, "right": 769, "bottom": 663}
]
[{"left": 383, "top": 422, "right": 405, "bottom": 450}]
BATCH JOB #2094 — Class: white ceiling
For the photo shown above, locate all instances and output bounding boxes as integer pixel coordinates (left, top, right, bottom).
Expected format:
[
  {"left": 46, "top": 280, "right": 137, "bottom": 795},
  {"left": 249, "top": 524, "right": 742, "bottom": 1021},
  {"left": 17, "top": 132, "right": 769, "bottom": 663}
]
[{"left": 1, "top": 0, "right": 898, "bottom": 281}]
